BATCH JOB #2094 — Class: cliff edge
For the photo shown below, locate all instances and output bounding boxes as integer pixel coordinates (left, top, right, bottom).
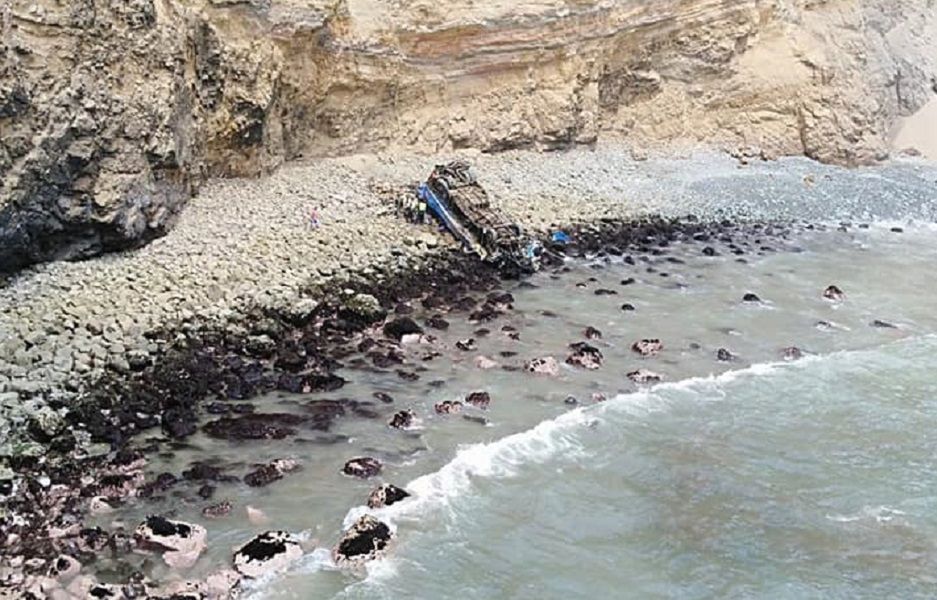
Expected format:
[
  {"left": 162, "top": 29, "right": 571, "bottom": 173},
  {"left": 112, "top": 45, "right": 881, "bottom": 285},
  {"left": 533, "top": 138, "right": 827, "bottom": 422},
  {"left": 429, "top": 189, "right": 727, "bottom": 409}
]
[{"left": 1, "top": 0, "right": 935, "bottom": 273}]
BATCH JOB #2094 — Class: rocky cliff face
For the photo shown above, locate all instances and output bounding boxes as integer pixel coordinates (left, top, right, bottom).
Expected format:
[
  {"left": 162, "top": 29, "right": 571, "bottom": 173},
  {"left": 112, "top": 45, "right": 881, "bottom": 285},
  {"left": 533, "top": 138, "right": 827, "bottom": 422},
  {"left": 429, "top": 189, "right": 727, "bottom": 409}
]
[{"left": 2, "top": 0, "right": 935, "bottom": 273}]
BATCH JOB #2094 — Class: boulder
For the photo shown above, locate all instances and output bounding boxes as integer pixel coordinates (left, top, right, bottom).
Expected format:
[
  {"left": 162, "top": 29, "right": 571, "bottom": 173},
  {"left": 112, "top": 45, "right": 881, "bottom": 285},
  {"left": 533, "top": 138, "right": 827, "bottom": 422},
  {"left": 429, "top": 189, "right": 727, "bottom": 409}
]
[
  {"left": 631, "top": 339, "right": 663, "bottom": 357},
  {"left": 333, "top": 516, "right": 394, "bottom": 566},
  {"left": 233, "top": 531, "right": 303, "bottom": 579},
  {"left": 339, "top": 294, "right": 387, "bottom": 326},
  {"left": 716, "top": 348, "right": 736, "bottom": 362},
  {"left": 465, "top": 391, "right": 491, "bottom": 409},
  {"left": 367, "top": 484, "right": 411, "bottom": 509},
  {"left": 244, "top": 458, "right": 300, "bottom": 487},
  {"left": 388, "top": 410, "right": 415, "bottom": 430},
  {"left": 627, "top": 369, "right": 662, "bottom": 384},
  {"left": 822, "top": 285, "right": 845, "bottom": 301},
  {"left": 524, "top": 356, "right": 560, "bottom": 376},
  {"left": 342, "top": 457, "right": 383, "bottom": 479},
  {"left": 566, "top": 342, "right": 603, "bottom": 370},
  {"left": 782, "top": 346, "right": 803, "bottom": 360},
  {"left": 584, "top": 326, "right": 603, "bottom": 339},
  {"left": 434, "top": 401, "right": 463, "bottom": 414},
  {"left": 383, "top": 317, "right": 423, "bottom": 341},
  {"left": 134, "top": 516, "right": 207, "bottom": 569}
]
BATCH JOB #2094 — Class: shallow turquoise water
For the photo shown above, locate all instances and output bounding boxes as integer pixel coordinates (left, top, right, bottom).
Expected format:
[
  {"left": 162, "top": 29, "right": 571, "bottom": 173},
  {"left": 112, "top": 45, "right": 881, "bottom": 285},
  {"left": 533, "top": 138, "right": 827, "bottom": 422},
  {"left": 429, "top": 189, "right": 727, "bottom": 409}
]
[{"left": 335, "top": 336, "right": 937, "bottom": 599}]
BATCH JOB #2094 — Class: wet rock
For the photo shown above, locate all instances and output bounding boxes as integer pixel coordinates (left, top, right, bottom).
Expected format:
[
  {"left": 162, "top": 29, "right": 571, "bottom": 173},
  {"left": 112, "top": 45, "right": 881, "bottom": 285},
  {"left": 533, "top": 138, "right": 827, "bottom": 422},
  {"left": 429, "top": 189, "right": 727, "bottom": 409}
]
[
  {"left": 162, "top": 408, "right": 198, "bottom": 439},
  {"left": 396, "top": 369, "right": 420, "bottom": 381},
  {"left": 134, "top": 516, "right": 207, "bottom": 569},
  {"left": 244, "top": 459, "right": 300, "bottom": 487},
  {"left": 591, "top": 392, "right": 608, "bottom": 402},
  {"left": 627, "top": 369, "right": 662, "bottom": 384},
  {"left": 564, "top": 396, "right": 578, "bottom": 405},
  {"left": 333, "top": 516, "right": 394, "bottom": 566},
  {"left": 383, "top": 317, "right": 423, "bottom": 341},
  {"left": 342, "top": 457, "right": 383, "bottom": 479},
  {"left": 822, "top": 285, "right": 845, "bottom": 301},
  {"left": 742, "top": 292, "right": 762, "bottom": 303},
  {"left": 434, "top": 400, "right": 463, "bottom": 414},
  {"left": 566, "top": 342, "right": 604, "bottom": 370},
  {"left": 871, "top": 319, "right": 897, "bottom": 329},
  {"left": 388, "top": 410, "right": 415, "bottom": 430},
  {"left": 474, "top": 328, "right": 491, "bottom": 337},
  {"left": 367, "top": 484, "right": 411, "bottom": 509},
  {"left": 463, "top": 415, "right": 489, "bottom": 426},
  {"left": 373, "top": 392, "right": 394, "bottom": 404},
  {"left": 456, "top": 338, "right": 477, "bottom": 351},
  {"left": 425, "top": 315, "right": 450, "bottom": 330},
  {"left": 203, "top": 413, "right": 306, "bottom": 440},
  {"left": 233, "top": 531, "right": 303, "bottom": 579},
  {"left": 584, "top": 326, "right": 603, "bottom": 339},
  {"left": 631, "top": 339, "right": 663, "bottom": 357},
  {"left": 524, "top": 356, "right": 560, "bottom": 376},
  {"left": 487, "top": 291, "right": 515, "bottom": 308},
  {"left": 782, "top": 346, "right": 804, "bottom": 360},
  {"left": 197, "top": 485, "right": 215, "bottom": 500},
  {"left": 594, "top": 288, "right": 618, "bottom": 296},
  {"left": 465, "top": 391, "right": 491, "bottom": 409},
  {"left": 621, "top": 277, "right": 636, "bottom": 285},
  {"left": 620, "top": 303, "right": 636, "bottom": 311},
  {"left": 183, "top": 462, "right": 226, "bottom": 482},
  {"left": 202, "top": 501, "right": 232, "bottom": 519},
  {"left": 702, "top": 246, "right": 717, "bottom": 256},
  {"left": 716, "top": 348, "right": 736, "bottom": 362}
]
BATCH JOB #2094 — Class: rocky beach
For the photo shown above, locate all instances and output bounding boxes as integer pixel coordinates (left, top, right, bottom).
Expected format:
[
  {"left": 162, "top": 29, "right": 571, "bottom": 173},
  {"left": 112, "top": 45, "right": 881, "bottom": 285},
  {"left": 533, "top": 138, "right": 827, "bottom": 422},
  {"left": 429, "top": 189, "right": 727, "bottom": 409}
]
[
  {"left": 2, "top": 0, "right": 937, "bottom": 597},
  {"left": 1, "top": 145, "right": 936, "bottom": 597}
]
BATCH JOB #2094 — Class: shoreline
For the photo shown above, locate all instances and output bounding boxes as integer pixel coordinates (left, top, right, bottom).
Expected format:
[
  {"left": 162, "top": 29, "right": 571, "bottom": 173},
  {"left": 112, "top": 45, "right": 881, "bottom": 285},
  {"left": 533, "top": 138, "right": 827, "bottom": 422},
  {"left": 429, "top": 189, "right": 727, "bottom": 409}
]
[{"left": 1, "top": 146, "right": 936, "bottom": 595}]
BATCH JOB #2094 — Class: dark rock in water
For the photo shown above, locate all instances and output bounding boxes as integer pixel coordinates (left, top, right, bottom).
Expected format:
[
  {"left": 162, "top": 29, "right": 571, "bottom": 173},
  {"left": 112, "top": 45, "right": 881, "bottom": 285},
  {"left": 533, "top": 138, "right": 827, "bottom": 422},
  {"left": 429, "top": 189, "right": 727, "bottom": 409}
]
[
  {"left": 197, "top": 485, "right": 215, "bottom": 500},
  {"left": 702, "top": 246, "right": 717, "bottom": 256},
  {"left": 594, "top": 288, "right": 618, "bottom": 296},
  {"left": 499, "top": 351, "right": 518, "bottom": 358},
  {"left": 396, "top": 370, "right": 420, "bottom": 382},
  {"left": 584, "top": 326, "right": 603, "bottom": 339},
  {"left": 162, "top": 408, "right": 197, "bottom": 439},
  {"left": 871, "top": 319, "right": 897, "bottom": 329},
  {"left": 388, "top": 410, "right": 415, "bottom": 430},
  {"left": 244, "top": 458, "right": 299, "bottom": 487},
  {"left": 357, "top": 338, "right": 377, "bottom": 353},
  {"left": 465, "top": 391, "right": 491, "bottom": 409},
  {"left": 620, "top": 303, "right": 636, "bottom": 312},
  {"left": 367, "top": 484, "right": 411, "bottom": 509},
  {"left": 541, "top": 310, "right": 559, "bottom": 318},
  {"left": 428, "top": 379, "right": 446, "bottom": 388},
  {"left": 564, "top": 396, "right": 579, "bottom": 405},
  {"left": 383, "top": 317, "right": 423, "bottom": 341},
  {"left": 333, "top": 516, "right": 394, "bottom": 566},
  {"left": 304, "top": 399, "right": 348, "bottom": 419},
  {"left": 234, "top": 531, "right": 303, "bottom": 578},
  {"left": 470, "top": 304, "right": 501, "bottom": 322},
  {"left": 627, "top": 369, "right": 662, "bottom": 384},
  {"left": 716, "top": 348, "right": 736, "bottom": 362},
  {"left": 203, "top": 414, "right": 305, "bottom": 440},
  {"left": 782, "top": 346, "right": 804, "bottom": 360},
  {"left": 631, "top": 339, "right": 663, "bottom": 357},
  {"left": 742, "top": 292, "right": 762, "bottom": 303},
  {"left": 373, "top": 392, "right": 394, "bottom": 404},
  {"left": 487, "top": 291, "right": 515, "bottom": 307},
  {"left": 304, "top": 373, "right": 347, "bottom": 393},
  {"left": 566, "top": 342, "right": 603, "bottom": 370},
  {"left": 183, "top": 462, "right": 227, "bottom": 482},
  {"left": 463, "top": 415, "right": 489, "bottom": 425},
  {"left": 342, "top": 457, "right": 383, "bottom": 478},
  {"left": 205, "top": 402, "right": 231, "bottom": 415},
  {"left": 621, "top": 277, "right": 636, "bottom": 285},
  {"left": 453, "top": 296, "right": 478, "bottom": 311},
  {"left": 434, "top": 401, "right": 463, "bottom": 414},
  {"left": 456, "top": 338, "right": 477, "bottom": 351},
  {"left": 890, "top": 227, "right": 904, "bottom": 233},
  {"left": 202, "top": 501, "right": 232, "bottom": 519},
  {"left": 517, "top": 280, "right": 538, "bottom": 289},
  {"left": 474, "top": 328, "right": 491, "bottom": 337},
  {"left": 823, "top": 285, "right": 845, "bottom": 301},
  {"left": 245, "top": 464, "right": 283, "bottom": 487},
  {"left": 425, "top": 315, "right": 450, "bottom": 330}
]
